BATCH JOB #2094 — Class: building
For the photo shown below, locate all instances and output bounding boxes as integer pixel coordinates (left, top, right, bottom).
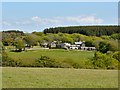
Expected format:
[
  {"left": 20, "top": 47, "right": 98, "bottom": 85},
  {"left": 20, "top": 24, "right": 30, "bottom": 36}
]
[
  {"left": 57, "top": 43, "right": 71, "bottom": 48},
  {"left": 75, "top": 41, "right": 85, "bottom": 47},
  {"left": 81, "top": 47, "right": 96, "bottom": 51},
  {"left": 41, "top": 41, "right": 96, "bottom": 51},
  {"left": 48, "top": 41, "right": 57, "bottom": 48},
  {"left": 69, "top": 45, "right": 79, "bottom": 49},
  {"left": 41, "top": 42, "right": 48, "bottom": 48},
  {"left": 69, "top": 41, "right": 83, "bottom": 50}
]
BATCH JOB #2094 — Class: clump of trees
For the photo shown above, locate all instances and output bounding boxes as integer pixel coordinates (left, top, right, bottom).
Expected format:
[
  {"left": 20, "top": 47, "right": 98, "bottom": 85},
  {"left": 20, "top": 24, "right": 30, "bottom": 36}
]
[
  {"left": 87, "top": 52, "right": 118, "bottom": 69},
  {"left": 101, "top": 33, "right": 120, "bottom": 40},
  {"left": 2, "top": 30, "right": 24, "bottom": 46},
  {"left": 44, "top": 26, "right": 119, "bottom": 37},
  {"left": 98, "top": 41, "right": 118, "bottom": 53}
]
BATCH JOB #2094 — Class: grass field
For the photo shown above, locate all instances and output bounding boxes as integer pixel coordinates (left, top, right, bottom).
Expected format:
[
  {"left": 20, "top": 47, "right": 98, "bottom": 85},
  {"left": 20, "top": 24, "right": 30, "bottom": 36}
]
[
  {"left": 2, "top": 67, "right": 118, "bottom": 88},
  {"left": 6, "top": 49, "right": 94, "bottom": 64}
]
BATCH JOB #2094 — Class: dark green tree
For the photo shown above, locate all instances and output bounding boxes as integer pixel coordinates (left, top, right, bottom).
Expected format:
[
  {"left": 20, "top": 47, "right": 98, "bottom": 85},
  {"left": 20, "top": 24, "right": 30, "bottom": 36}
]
[
  {"left": 14, "top": 38, "right": 25, "bottom": 52},
  {"left": 99, "top": 41, "right": 109, "bottom": 53}
]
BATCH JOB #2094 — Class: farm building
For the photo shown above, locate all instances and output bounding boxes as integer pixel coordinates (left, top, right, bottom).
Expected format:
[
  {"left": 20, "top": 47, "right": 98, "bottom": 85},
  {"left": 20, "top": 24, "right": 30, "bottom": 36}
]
[
  {"left": 41, "top": 42, "right": 48, "bottom": 48},
  {"left": 40, "top": 41, "right": 96, "bottom": 51},
  {"left": 81, "top": 47, "right": 96, "bottom": 51},
  {"left": 48, "top": 41, "right": 57, "bottom": 48},
  {"left": 69, "top": 45, "right": 79, "bottom": 49},
  {"left": 69, "top": 41, "right": 85, "bottom": 50},
  {"left": 57, "top": 43, "right": 71, "bottom": 48}
]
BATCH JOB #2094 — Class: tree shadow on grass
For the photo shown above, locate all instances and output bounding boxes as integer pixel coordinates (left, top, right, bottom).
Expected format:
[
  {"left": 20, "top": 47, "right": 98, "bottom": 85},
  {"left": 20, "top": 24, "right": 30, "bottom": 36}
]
[{"left": 9, "top": 50, "right": 22, "bottom": 52}]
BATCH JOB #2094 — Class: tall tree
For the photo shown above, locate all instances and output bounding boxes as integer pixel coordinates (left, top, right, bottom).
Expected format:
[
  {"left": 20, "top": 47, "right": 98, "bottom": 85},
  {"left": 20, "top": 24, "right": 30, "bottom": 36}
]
[{"left": 14, "top": 38, "right": 25, "bottom": 52}]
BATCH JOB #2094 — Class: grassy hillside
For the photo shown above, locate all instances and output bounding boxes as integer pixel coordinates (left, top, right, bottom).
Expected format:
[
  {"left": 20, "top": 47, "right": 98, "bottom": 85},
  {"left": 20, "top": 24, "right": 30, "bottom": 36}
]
[
  {"left": 6, "top": 49, "right": 94, "bottom": 65},
  {"left": 2, "top": 67, "right": 118, "bottom": 88}
]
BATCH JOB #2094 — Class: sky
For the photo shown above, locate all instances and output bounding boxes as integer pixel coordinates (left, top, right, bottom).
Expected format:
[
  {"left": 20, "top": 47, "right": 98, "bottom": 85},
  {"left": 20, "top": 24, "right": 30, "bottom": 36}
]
[{"left": 2, "top": 2, "right": 118, "bottom": 32}]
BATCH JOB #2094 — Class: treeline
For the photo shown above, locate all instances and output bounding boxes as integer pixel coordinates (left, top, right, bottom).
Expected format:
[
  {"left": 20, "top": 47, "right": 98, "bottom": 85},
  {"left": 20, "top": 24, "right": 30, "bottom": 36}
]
[
  {"left": 43, "top": 26, "right": 119, "bottom": 37},
  {"left": 3, "top": 30, "right": 24, "bottom": 34},
  {"left": 2, "top": 30, "right": 119, "bottom": 52},
  {"left": 2, "top": 30, "right": 25, "bottom": 46}
]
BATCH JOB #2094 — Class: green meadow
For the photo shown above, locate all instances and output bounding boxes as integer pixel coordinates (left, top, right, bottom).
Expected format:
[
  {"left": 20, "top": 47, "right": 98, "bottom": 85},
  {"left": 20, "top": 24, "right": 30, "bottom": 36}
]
[
  {"left": 3, "top": 49, "right": 118, "bottom": 88},
  {"left": 2, "top": 67, "right": 118, "bottom": 88},
  {"left": 6, "top": 49, "right": 94, "bottom": 65}
]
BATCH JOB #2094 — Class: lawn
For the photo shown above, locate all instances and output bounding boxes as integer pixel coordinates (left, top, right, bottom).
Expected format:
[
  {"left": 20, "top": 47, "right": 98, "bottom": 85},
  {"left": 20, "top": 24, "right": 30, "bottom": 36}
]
[
  {"left": 2, "top": 67, "right": 118, "bottom": 88},
  {"left": 6, "top": 49, "right": 94, "bottom": 64}
]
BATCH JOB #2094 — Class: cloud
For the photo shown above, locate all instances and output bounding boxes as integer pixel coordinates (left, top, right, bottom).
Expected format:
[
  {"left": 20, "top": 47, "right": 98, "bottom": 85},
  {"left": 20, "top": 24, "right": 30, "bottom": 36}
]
[
  {"left": 2, "top": 15, "right": 104, "bottom": 32},
  {"left": 32, "top": 16, "right": 61, "bottom": 25},
  {"left": 31, "top": 15, "right": 104, "bottom": 25},
  {"left": 31, "top": 16, "right": 40, "bottom": 21},
  {"left": 3, "top": 21, "right": 11, "bottom": 26},
  {"left": 15, "top": 21, "right": 31, "bottom": 25},
  {"left": 95, "top": 19, "right": 104, "bottom": 24}
]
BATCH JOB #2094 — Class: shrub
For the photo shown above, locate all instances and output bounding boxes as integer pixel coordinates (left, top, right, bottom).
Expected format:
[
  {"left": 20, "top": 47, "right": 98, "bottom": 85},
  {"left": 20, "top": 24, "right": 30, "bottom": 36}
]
[
  {"left": 112, "top": 51, "right": 120, "bottom": 62},
  {"left": 106, "top": 51, "right": 113, "bottom": 56},
  {"left": 2, "top": 50, "right": 23, "bottom": 67},
  {"left": 72, "top": 63, "right": 81, "bottom": 69},
  {"left": 35, "top": 55, "right": 60, "bottom": 68},
  {"left": 101, "top": 35, "right": 110, "bottom": 40},
  {"left": 110, "top": 33, "right": 119, "bottom": 40},
  {"left": 87, "top": 52, "right": 118, "bottom": 69}
]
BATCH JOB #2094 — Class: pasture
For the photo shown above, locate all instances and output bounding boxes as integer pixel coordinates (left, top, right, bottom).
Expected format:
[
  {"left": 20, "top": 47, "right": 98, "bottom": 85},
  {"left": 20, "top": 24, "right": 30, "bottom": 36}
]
[
  {"left": 6, "top": 49, "right": 94, "bottom": 65},
  {"left": 2, "top": 67, "right": 118, "bottom": 88}
]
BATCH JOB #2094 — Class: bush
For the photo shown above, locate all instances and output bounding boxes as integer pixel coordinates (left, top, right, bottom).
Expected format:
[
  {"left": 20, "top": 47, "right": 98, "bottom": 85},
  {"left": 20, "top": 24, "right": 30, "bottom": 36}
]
[
  {"left": 2, "top": 50, "right": 22, "bottom": 67},
  {"left": 106, "top": 51, "right": 113, "bottom": 56},
  {"left": 87, "top": 52, "right": 118, "bottom": 69},
  {"left": 110, "top": 33, "right": 119, "bottom": 40},
  {"left": 112, "top": 51, "right": 120, "bottom": 62},
  {"left": 72, "top": 63, "right": 82, "bottom": 69},
  {"left": 101, "top": 35, "right": 110, "bottom": 40},
  {"left": 35, "top": 55, "right": 60, "bottom": 68}
]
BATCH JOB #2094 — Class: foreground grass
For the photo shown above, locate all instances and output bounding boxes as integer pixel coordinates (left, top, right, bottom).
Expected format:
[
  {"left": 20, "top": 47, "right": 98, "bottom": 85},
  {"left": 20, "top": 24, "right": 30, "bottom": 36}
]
[
  {"left": 6, "top": 49, "right": 94, "bottom": 64},
  {"left": 2, "top": 67, "right": 118, "bottom": 88}
]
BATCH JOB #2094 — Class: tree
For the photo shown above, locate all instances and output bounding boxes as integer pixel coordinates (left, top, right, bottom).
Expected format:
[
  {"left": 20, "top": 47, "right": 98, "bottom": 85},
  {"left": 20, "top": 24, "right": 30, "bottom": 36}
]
[
  {"left": 85, "top": 40, "right": 95, "bottom": 47},
  {"left": 24, "top": 34, "right": 38, "bottom": 47},
  {"left": 32, "top": 31, "right": 44, "bottom": 36},
  {"left": 61, "top": 36, "right": 73, "bottom": 44},
  {"left": 101, "top": 35, "right": 110, "bottom": 40},
  {"left": 42, "top": 36, "right": 51, "bottom": 42},
  {"left": 43, "top": 26, "right": 119, "bottom": 37},
  {"left": 108, "top": 41, "right": 118, "bottom": 52},
  {"left": 99, "top": 41, "right": 109, "bottom": 53},
  {"left": 14, "top": 38, "right": 25, "bottom": 52},
  {"left": 89, "top": 52, "right": 118, "bottom": 69},
  {"left": 110, "top": 33, "right": 119, "bottom": 40},
  {"left": 112, "top": 51, "right": 120, "bottom": 62}
]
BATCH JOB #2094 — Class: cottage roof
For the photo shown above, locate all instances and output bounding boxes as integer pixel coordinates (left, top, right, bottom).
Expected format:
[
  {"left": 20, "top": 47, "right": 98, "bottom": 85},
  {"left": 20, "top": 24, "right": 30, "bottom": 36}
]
[{"left": 75, "top": 42, "right": 83, "bottom": 45}]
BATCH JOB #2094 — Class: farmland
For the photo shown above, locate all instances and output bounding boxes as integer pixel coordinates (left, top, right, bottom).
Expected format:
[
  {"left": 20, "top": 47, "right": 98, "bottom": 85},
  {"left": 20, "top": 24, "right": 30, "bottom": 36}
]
[{"left": 2, "top": 67, "right": 118, "bottom": 88}]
